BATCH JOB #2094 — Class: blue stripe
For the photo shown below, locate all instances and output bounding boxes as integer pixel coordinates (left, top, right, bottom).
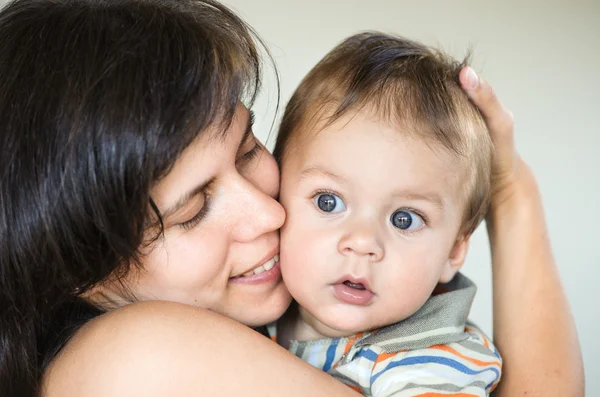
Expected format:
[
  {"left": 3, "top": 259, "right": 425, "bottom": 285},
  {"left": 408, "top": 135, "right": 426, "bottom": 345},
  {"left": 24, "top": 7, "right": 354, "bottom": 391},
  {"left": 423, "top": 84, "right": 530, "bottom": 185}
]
[
  {"left": 371, "top": 355, "right": 501, "bottom": 384},
  {"left": 322, "top": 340, "right": 339, "bottom": 372},
  {"left": 493, "top": 346, "right": 501, "bottom": 359},
  {"left": 355, "top": 348, "right": 379, "bottom": 362}
]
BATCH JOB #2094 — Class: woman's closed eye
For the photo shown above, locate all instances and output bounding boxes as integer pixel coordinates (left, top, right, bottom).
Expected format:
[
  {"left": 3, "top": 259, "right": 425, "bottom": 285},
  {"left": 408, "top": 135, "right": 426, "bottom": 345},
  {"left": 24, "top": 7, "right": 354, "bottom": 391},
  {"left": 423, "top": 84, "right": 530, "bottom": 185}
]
[
  {"left": 178, "top": 132, "right": 262, "bottom": 232},
  {"left": 236, "top": 110, "right": 262, "bottom": 166},
  {"left": 178, "top": 194, "right": 211, "bottom": 230},
  {"left": 178, "top": 179, "right": 216, "bottom": 230},
  {"left": 179, "top": 197, "right": 210, "bottom": 230},
  {"left": 237, "top": 138, "right": 262, "bottom": 164}
]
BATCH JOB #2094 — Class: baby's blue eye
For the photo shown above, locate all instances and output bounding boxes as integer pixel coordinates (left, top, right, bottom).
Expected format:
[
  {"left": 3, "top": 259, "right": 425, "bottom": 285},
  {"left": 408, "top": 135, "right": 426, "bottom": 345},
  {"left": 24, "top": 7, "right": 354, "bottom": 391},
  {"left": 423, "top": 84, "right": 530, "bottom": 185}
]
[
  {"left": 391, "top": 210, "right": 424, "bottom": 231},
  {"left": 315, "top": 193, "right": 346, "bottom": 213}
]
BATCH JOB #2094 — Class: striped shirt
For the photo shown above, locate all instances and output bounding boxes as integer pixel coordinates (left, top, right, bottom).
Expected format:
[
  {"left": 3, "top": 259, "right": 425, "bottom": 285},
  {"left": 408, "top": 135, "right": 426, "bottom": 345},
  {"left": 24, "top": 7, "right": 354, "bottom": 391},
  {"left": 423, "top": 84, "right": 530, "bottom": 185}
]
[{"left": 269, "top": 273, "right": 502, "bottom": 397}]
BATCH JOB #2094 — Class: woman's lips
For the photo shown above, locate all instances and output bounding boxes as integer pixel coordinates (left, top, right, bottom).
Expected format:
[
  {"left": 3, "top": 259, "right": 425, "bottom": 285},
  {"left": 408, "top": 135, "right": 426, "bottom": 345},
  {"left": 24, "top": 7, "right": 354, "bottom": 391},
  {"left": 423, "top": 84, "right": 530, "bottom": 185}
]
[{"left": 229, "top": 258, "right": 281, "bottom": 285}]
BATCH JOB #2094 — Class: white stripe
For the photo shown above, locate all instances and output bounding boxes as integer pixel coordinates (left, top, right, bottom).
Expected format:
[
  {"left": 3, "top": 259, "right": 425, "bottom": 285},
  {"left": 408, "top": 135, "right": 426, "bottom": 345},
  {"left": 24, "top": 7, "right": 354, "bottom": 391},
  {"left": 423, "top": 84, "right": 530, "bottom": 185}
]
[
  {"left": 446, "top": 340, "right": 503, "bottom": 362},
  {"left": 392, "top": 385, "right": 487, "bottom": 397},
  {"left": 306, "top": 344, "right": 325, "bottom": 368},
  {"left": 335, "top": 358, "right": 373, "bottom": 387},
  {"left": 371, "top": 361, "right": 498, "bottom": 396}
]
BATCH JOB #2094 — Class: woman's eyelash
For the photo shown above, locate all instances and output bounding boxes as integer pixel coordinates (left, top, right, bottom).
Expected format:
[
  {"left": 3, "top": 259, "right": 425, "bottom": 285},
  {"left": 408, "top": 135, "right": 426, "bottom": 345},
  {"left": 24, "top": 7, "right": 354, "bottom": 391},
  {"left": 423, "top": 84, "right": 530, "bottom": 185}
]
[
  {"left": 179, "top": 194, "right": 212, "bottom": 230},
  {"left": 179, "top": 177, "right": 215, "bottom": 230},
  {"left": 240, "top": 141, "right": 261, "bottom": 162}
]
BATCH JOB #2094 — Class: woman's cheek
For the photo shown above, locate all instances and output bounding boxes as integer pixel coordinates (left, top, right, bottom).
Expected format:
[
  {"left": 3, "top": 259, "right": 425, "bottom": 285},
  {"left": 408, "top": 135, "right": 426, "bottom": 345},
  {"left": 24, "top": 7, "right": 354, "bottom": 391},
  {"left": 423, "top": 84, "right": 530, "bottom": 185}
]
[{"left": 155, "top": 227, "right": 228, "bottom": 290}]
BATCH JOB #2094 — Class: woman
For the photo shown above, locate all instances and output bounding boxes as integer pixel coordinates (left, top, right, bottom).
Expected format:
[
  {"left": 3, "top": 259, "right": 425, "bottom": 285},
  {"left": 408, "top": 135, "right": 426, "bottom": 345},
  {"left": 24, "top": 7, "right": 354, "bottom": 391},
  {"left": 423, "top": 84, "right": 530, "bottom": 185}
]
[{"left": 0, "top": 0, "right": 582, "bottom": 396}]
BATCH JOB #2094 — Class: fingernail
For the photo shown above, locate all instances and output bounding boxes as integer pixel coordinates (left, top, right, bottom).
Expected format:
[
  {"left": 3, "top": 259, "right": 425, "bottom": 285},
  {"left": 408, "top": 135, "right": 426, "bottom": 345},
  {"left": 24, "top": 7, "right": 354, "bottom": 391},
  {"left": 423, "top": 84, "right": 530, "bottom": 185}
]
[{"left": 466, "top": 67, "right": 479, "bottom": 89}]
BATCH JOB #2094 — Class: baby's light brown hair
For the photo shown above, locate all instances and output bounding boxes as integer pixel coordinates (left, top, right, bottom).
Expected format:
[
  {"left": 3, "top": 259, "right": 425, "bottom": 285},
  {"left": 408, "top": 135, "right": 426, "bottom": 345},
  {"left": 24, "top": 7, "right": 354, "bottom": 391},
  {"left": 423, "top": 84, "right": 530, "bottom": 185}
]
[{"left": 274, "top": 32, "right": 492, "bottom": 236}]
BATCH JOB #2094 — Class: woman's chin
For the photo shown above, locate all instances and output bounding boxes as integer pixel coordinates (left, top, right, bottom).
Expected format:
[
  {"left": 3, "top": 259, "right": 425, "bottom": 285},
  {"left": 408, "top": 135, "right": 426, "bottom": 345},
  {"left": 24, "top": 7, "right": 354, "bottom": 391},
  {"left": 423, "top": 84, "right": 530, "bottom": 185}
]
[{"left": 233, "top": 286, "right": 293, "bottom": 327}]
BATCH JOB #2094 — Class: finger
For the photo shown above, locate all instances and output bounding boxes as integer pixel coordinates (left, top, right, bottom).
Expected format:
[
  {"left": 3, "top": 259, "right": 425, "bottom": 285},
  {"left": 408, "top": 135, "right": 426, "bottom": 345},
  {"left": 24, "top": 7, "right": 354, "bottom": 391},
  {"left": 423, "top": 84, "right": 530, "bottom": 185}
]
[{"left": 459, "top": 67, "right": 515, "bottom": 151}]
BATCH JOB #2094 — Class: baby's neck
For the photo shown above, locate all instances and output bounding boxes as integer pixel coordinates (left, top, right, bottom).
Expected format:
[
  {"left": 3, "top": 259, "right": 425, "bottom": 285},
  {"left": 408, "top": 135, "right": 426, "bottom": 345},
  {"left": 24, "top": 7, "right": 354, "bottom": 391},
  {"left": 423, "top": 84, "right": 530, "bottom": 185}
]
[{"left": 277, "top": 302, "right": 356, "bottom": 348}]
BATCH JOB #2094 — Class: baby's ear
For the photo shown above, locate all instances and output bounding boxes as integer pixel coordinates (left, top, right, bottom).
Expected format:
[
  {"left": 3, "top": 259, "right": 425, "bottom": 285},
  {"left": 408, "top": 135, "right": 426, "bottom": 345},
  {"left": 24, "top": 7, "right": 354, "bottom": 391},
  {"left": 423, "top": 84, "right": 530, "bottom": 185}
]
[{"left": 439, "top": 235, "right": 470, "bottom": 283}]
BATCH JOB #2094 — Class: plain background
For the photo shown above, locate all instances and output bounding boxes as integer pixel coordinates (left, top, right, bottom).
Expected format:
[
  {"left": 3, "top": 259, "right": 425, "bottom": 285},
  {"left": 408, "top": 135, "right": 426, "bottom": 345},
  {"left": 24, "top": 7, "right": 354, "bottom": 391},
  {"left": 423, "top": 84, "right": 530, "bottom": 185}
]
[{"left": 1, "top": 0, "right": 597, "bottom": 393}]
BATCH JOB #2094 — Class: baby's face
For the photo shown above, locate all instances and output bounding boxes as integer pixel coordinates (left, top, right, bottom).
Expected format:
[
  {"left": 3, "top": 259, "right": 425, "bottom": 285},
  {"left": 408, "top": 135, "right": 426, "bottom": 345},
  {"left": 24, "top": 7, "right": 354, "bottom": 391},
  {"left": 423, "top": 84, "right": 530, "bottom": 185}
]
[{"left": 278, "top": 110, "right": 469, "bottom": 338}]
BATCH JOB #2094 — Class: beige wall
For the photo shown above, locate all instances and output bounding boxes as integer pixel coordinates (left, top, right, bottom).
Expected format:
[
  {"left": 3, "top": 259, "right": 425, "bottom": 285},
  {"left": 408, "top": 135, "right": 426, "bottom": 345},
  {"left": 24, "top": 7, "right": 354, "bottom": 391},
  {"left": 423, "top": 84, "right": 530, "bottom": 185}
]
[{"left": 1, "top": 0, "right": 598, "bottom": 393}]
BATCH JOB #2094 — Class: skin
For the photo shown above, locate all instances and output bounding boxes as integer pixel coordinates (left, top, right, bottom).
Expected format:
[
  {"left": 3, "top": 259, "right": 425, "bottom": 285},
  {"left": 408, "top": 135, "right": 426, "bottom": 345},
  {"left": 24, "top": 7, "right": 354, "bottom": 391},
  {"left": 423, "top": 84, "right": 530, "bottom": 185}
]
[
  {"left": 86, "top": 105, "right": 292, "bottom": 327},
  {"left": 278, "top": 111, "right": 470, "bottom": 341},
  {"left": 42, "top": 68, "right": 584, "bottom": 397}
]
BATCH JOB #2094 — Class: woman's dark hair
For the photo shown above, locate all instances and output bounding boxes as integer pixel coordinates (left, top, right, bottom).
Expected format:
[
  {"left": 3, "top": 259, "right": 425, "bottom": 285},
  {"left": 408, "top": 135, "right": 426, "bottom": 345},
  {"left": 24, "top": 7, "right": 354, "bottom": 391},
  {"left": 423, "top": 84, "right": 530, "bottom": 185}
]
[{"left": 0, "top": 0, "right": 270, "bottom": 395}]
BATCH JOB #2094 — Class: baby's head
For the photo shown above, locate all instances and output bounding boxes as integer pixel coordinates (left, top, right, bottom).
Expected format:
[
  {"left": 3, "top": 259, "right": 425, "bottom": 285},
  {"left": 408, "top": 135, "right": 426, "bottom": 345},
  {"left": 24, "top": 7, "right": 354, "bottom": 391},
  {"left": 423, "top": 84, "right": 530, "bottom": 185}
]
[{"left": 275, "top": 32, "right": 492, "bottom": 338}]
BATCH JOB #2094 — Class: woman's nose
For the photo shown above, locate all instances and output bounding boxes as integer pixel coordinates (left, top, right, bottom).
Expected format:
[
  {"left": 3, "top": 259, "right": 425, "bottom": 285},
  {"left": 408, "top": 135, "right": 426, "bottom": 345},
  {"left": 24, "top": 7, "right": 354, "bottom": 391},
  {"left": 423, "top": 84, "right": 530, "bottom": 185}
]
[{"left": 230, "top": 175, "right": 285, "bottom": 243}]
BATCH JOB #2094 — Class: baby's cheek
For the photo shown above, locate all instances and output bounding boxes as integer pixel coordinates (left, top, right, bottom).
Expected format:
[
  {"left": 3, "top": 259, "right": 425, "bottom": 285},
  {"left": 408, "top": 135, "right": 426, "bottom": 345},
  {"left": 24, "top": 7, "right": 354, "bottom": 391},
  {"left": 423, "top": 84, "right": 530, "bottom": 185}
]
[
  {"left": 279, "top": 229, "right": 301, "bottom": 279},
  {"left": 382, "top": 259, "right": 440, "bottom": 313},
  {"left": 279, "top": 225, "right": 322, "bottom": 293}
]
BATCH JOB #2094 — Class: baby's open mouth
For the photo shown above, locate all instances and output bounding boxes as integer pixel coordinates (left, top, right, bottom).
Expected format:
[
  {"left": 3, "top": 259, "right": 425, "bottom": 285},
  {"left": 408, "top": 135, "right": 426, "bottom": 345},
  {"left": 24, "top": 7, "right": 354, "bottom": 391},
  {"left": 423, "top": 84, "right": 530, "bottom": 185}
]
[
  {"left": 343, "top": 280, "right": 366, "bottom": 290},
  {"left": 333, "top": 278, "right": 375, "bottom": 305}
]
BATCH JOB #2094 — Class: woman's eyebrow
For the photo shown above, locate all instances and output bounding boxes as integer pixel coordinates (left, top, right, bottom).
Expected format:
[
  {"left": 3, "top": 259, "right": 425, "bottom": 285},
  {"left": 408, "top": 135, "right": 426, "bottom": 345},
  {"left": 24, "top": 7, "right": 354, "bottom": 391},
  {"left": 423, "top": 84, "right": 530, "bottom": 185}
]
[{"left": 161, "top": 177, "right": 216, "bottom": 218}]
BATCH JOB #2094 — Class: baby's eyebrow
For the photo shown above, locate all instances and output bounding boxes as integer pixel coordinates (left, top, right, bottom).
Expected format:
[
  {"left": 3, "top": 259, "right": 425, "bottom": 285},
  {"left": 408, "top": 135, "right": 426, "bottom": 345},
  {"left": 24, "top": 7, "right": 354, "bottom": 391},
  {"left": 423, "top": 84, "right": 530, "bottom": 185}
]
[
  {"left": 298, "top": 166, "right": 347, "bottom": 183},
  {"left": 391, "top": 191, "right": 446, "bottom": 211}
]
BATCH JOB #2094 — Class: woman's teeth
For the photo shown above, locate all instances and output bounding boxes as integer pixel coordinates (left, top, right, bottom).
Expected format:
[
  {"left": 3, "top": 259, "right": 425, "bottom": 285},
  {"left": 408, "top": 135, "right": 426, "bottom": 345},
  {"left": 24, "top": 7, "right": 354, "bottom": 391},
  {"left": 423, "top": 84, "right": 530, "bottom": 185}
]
[{"left": 242, "top": 254, "right": 279, "bottom": 277}]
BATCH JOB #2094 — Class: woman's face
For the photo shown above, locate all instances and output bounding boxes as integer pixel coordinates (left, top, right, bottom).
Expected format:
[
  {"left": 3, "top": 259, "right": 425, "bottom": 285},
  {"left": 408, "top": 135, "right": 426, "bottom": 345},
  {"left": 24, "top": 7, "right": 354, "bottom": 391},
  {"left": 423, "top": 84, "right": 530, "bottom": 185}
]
[{"left": 95, "top": 105, "right": 291, "bottom": 327}]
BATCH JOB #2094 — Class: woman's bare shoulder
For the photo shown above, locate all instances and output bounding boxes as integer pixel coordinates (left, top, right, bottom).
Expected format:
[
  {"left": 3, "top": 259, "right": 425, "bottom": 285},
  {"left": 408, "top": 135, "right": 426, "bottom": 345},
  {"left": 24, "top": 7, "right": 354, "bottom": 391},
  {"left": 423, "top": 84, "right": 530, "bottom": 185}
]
[
  {"left": 42, "top": 301, "right": 226, "bottom": 396},
  {"left": 42, "top": 300, "right": 358, "bottom": 397}
]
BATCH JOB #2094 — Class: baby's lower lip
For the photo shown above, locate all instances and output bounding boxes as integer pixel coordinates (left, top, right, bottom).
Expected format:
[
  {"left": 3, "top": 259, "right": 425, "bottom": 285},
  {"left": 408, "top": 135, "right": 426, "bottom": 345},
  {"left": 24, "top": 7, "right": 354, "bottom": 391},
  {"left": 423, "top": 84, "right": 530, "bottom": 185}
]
[{"left": 332, "top": 283, "right": 375, "bottom": 305}]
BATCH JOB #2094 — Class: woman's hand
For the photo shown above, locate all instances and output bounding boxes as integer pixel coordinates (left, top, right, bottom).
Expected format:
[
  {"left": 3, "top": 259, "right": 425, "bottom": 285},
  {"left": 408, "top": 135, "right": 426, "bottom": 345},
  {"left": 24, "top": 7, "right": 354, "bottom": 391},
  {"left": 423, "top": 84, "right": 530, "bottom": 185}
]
[
  {"left": 458, "top": 67, "right": 585, "bottom": 397},
  {"left": 459, "top": 67, "right": 532, "bottom": 210}
]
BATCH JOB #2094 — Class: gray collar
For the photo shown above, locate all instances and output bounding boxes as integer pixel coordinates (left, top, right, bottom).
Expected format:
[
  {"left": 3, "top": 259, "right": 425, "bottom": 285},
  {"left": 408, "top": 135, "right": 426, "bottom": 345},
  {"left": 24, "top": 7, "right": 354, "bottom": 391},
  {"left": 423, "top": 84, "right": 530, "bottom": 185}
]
[{"left": 354, "top": 272, "right": 477, "bottom": 353}]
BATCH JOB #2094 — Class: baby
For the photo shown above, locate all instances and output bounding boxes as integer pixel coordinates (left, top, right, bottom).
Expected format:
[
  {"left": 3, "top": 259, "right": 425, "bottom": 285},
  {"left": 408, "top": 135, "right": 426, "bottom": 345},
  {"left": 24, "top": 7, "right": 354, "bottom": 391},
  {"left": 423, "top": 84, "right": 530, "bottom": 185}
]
[{"left": 271, "top": 32, "right": 502, "bottom": 396}]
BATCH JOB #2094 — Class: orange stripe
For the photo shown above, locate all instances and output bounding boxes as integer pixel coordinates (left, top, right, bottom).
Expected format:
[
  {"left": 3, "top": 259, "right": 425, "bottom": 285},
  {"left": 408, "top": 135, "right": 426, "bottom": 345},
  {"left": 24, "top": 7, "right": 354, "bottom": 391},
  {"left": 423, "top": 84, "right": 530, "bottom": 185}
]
[
  {"left": 429, "top": 344, "right": 501, "bottom": 369},
  {"left": 347, "top": 384, "right": 362, "bottom": 393},
  {"left": 332, "top": 334, "right": 364, "bottom": 370},
  {"left": 343, "top": 332, "right": 364, "bottom": 354},
  {"left": 480, "top": 334, "right": 490, "bottom": 348},
  {"left": 465, "top": 326, "right": 491, "bottom": 349},
  {"left": 375, "top": 352, "right": 397, "bottom": 364}
]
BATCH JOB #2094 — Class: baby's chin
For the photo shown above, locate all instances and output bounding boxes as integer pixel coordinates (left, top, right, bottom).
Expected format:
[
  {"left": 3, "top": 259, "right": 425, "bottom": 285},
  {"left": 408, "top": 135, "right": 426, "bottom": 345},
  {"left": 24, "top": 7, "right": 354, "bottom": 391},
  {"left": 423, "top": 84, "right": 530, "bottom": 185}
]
[
  {"left": 303, "top": 309, "right": 391, "bottom": 339},
  {"left": 311, "top": 320, "right": 378, "bottom": 339}
]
